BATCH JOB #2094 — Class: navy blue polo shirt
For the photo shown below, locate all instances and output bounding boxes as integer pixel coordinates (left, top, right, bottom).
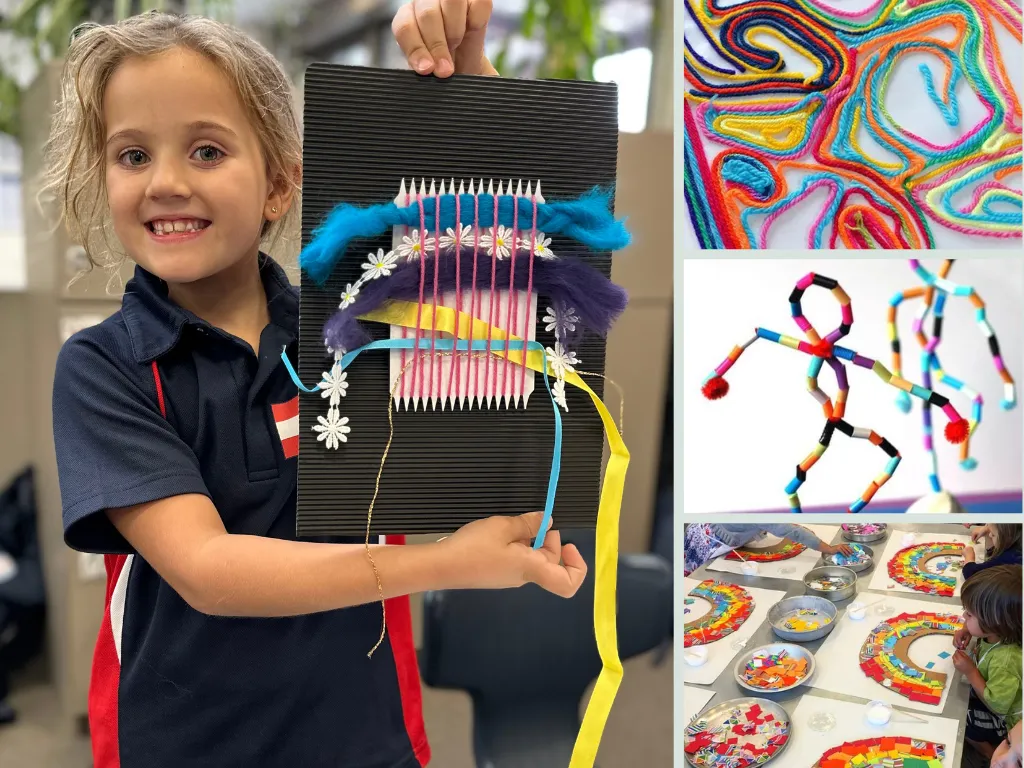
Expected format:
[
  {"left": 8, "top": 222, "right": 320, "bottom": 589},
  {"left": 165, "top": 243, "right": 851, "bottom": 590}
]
[{"left": 52, "top": 254, "right": 429, "bottom": 768}]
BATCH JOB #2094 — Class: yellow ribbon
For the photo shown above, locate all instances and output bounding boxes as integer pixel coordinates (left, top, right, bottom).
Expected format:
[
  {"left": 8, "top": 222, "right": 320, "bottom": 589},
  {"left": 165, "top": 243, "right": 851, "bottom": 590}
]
[{"left": 360, "top": 301, "right": 629, "bottom": 767}]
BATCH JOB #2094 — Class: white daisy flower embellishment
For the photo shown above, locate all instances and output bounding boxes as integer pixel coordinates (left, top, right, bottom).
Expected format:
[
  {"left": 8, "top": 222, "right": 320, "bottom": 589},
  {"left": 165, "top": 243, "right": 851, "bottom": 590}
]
[
  {"left": 361, "top": 248, "right": 399, "bottom": 280},
  {"left": 440, "top": 225, "right": 474, "bottom": 252},
  {"left": 546, "top": 341, "right": 580, "bottom": 379},
  {"left": 312, "top": 407, "right": 351, "bottom": 450},
  {"left": 480, "top": 225, "right": 514, "bottom": 259},
  {"left": 397, "top": 230, "right": 436, "bottom": 261},
  {"left": 522, "top": 232, "right": 554, "bottom": 258},
  {"left": 542, "top": 304, "right": 579, "bottom": 339},
  {"left": 318, "top": 365, "right": 348, "bottom": 407},
  {"left": 339, "top": 283, "right": 360, "bottom": 310},
  {"left": 552, "top": 378, "right": 569, "bottom": 412}
]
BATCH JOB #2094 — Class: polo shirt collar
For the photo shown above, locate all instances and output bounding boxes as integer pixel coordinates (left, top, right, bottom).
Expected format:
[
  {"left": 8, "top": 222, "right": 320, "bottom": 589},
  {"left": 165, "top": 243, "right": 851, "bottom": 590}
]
[{"left": 121, "top": 253, "right": 298, "bottom": 364}]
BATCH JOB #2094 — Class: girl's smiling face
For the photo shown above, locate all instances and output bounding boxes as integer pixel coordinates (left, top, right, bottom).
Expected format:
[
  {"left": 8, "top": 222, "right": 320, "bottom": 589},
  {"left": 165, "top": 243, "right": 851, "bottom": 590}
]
[{"left": 103, "top": 46, "right": 283, "bottom": 284}]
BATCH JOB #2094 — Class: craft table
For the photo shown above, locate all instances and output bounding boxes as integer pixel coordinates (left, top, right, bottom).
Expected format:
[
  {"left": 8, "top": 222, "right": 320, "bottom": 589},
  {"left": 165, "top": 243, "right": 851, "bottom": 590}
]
[{"left": 683, "top": 523, "right": 975, "bottom": 768}]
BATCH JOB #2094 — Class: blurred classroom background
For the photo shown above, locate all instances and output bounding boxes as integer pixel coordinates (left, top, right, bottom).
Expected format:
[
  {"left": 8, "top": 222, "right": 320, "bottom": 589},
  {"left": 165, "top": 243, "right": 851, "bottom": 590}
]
[{"left": 0, "top": 0, "right": 674, "bottom": 765}]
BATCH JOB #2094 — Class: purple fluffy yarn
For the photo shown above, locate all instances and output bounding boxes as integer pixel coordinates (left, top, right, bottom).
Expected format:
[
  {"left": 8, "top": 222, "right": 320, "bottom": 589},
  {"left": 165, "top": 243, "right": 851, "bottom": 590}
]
[{"left": 323, "top": 250, "right": 628, "bottom": 354}]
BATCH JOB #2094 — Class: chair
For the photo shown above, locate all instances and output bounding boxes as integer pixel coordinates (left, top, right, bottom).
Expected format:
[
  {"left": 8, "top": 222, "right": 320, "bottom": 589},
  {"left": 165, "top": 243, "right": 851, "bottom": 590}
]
[{"left": 418, "top": 531, "right": 672, "bottom": 768}]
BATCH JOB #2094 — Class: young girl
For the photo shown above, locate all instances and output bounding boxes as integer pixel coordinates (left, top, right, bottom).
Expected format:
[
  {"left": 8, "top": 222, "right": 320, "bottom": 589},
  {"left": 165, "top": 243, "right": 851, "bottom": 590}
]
[
  {"left": 45, "top": 6, "right": 584, "bottom": 768},
  {"left": 683, "top": 523, "right": 854, "bottom": 575},
  {"left": 952, "top": 565, "right": 1023, "bottom": 760},
  {"left": 963, "top": 524, "right": 1023, "bottom": 578}
]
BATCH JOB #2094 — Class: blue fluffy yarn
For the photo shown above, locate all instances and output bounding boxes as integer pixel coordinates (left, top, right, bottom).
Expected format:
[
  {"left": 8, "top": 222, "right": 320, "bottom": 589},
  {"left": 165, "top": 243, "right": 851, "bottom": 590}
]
[{"left": 300, "top": 186, "right": 631, "bottom": 284}]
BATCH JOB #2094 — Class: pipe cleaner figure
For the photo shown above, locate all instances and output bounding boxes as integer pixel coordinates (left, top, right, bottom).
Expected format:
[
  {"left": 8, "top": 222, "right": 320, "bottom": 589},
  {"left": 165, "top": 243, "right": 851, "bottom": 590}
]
[
  {"left": 888, "top": 259, "right": 1017, "bottom": 493},
  {"left": 701, "top": 272, "right": 971, "bottom": 513}
]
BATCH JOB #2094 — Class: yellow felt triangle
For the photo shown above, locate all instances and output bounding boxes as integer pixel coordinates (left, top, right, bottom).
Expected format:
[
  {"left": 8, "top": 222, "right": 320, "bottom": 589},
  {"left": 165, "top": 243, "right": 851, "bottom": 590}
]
[{"left": 360, "top": 301, "right": 629, "bottom": 768}]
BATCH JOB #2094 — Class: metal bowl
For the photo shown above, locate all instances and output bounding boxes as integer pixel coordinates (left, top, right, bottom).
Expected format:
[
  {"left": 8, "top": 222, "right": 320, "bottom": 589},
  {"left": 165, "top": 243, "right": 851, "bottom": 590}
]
[
  {"left": 767, "top": 595, "right": 839, "bottom": 642},
  {"left": 685, "top": 696, "right": 792, "bottom": 768},
  {"left": 733, "top": 643, "right": 815, "bottom": 694},
  {"left": 841, "top": 524, "right": 888, "bottom": 543},
  {"left": 820, "top": 544, "right": 874, "bottom": 573},
  {"left": 803, "top": 566, "right": 857, "bottom": 602}
]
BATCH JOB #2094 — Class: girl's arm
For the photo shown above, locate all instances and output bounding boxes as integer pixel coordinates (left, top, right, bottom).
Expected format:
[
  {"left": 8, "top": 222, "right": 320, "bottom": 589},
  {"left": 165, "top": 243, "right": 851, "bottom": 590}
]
[{"left": 108, "top": 495, "right": 584, "bottom": 617}]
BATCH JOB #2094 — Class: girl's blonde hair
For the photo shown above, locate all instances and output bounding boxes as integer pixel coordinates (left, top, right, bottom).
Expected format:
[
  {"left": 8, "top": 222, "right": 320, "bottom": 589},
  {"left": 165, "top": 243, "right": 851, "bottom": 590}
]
[{"left": 39, "top": 11, "right": 302, "bottom": 276}]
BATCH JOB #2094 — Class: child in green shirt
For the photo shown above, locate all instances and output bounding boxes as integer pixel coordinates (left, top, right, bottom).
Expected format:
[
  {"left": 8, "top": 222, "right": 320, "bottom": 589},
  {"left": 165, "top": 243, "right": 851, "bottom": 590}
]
[{"left": 953, "top": 564, "right": 1023, "bottom": 759}]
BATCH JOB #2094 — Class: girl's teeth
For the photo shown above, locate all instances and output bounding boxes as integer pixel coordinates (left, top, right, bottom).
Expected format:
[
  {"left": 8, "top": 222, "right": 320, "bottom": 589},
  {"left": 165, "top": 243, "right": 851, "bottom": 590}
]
[{"left": 152, "top": 220, "right": 205, "bottom": 234}]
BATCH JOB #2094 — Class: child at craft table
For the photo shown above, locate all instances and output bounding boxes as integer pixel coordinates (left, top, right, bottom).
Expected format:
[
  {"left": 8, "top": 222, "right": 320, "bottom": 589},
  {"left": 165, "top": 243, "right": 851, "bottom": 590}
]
[
  {"left": 962, "top": 524, "right": 1023, "bottom": 577},
  {"left": 683, "top": 523, "right": 854, "bottom": 575},
  {"left": 951, "top": 565, "right": 1023, "bottom": 761}
]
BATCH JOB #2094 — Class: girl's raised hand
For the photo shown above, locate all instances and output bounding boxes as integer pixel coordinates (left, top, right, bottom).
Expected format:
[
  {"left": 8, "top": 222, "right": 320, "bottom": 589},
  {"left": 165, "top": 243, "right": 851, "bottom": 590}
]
[
  {"left": 392, "top": 0, "right": 499, "bottom": 78},
  {"left": 439, "top": 512, "right": 588, "bottom": 597}
]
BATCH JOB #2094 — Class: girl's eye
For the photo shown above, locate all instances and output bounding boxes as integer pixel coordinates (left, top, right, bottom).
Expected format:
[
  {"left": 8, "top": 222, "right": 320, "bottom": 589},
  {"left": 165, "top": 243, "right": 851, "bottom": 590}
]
[
  {"left": 120, "top": 149, "right": 148, "bottom": 167},
  {"left": 193, "top": 145, "right": 223, "bottom": 163}
]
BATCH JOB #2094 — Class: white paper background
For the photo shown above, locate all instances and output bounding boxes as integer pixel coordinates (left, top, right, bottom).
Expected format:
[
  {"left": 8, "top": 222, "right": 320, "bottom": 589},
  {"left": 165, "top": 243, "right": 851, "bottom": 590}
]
[
  {"left": 773, "top": 694, "right": 959, "bottom": 768},
  {"left": 681, "top": 259, "right": 1024, "bottom": 514},
  {"left": 867, "top": 532, "right": 976, "bottom": 597},
  {"left": 682, "top": 5, "right": 1023, "bottom": 250},
  {"left": 683, "top": 578, "right": 789, "bottom": 685},
  {"left": 684, "top": 685, "right": 718, "bottom": 721},
  {"left": 706, "top": 525, "right": 842, "bottom": 580},
  {"left": 809, "top": 595, "right": 964, "bottom": 713}
]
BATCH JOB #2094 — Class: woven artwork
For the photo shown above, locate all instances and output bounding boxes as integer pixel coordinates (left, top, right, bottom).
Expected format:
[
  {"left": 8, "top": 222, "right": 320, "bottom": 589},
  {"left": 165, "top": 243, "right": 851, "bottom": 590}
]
[
  {"left": 859, "top": 611, "right": 962, "bottom": 705},
  {"left": 725, "top": 538, "right": 806, "bottom": 561},
  {"left": 683, "top": 0, "right": 1023, "bottom": 248},
  {"left": 701, "top": 272, "right": 970, "bottom": 512},
  {"left": 887, "top": 260, "right": 1017, "bottom": 491},
  {"left": 684, "top": 579, "right": 756, "bottom": 647},
  {"left": 815, "top": 738, "right": 946, "bottom": 768},
  {"left": 887, "top": 542, "right": 965, "bottom": 596}
]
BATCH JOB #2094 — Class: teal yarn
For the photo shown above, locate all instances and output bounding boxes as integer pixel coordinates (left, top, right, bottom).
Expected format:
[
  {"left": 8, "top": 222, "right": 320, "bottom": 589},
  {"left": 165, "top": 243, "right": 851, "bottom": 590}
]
[
  {"left": 721, "top": 155, "right": 775, "bottom": 200},
  {"left": 300, "top": 186, "right": 631, "bottom": 284}
]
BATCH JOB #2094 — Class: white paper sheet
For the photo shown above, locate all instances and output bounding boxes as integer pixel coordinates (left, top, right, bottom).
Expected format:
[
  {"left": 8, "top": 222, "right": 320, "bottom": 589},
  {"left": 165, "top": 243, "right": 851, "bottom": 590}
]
[
  {"left": 706, "top": 525, "right": 841, "bottom": 581},
  {"left": 810, "top": 595, "right": 964, "bottom": 713},
  {"left": 867, "top": 532, "right": 976, "bottom": 598},
  {"left": 682, "top": 577, "right": 789, "bottom": 685},
  {"left": 684, "top": 685, "right": 718, "bottom": 721},
  {"left": 773, "top": 694, "right": 960, "bottom": 768}
]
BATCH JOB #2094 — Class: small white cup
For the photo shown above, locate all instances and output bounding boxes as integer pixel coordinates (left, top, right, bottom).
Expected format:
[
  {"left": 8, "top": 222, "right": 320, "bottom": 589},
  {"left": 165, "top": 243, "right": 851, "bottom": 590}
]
[
  {"left": 683, "top": 646, "right": 709, "bottom": 666},
  {"left": 847, "top": 602, "right": 867, "bottom": 621},
  {"left": 865, "top": 700, "right": 893, "bottom": 726},
  {"left": 901, "top": 533, "right": 916, "bottom": 547},
  {"left": 741, "top": 561, "right": 759, "bottom": 576}
]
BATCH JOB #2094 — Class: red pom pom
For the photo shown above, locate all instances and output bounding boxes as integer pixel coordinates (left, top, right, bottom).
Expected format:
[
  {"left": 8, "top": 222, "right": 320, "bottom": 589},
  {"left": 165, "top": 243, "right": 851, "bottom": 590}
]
[
  {"left": 810, "top": 340, "right": 833, "bottom": 358},
  {"left": 702, "top": 376, "right": 729, "bottom": 400},
  {"left": 945, "top": 418, "right": 970, "bottom": 444}
]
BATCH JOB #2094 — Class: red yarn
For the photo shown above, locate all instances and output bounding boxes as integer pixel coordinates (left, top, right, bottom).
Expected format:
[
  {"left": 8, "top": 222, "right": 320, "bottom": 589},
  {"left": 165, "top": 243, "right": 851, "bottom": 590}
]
[
  {"left": 945, "top": 419, "right": 970, "bottom": 444},
  {"left": 702, "top": 376, "right": 729, "bottom": 400}
]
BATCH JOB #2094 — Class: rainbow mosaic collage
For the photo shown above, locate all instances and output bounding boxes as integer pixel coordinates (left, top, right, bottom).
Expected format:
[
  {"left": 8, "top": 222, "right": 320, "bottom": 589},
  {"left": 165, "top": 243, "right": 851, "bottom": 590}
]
[
  {"left": 815, "top": 738, "right": 947, "bottom": 768},
  {"left": 683, "top": 0, "right": 1023, "bottom": 248},
  {"left": 684, "top": 580, "right": 756, "bottom": 647},
  {"left": 725, "top": 539, "right": 806, "bottom": 562},
  {"left": 859, "top": 610, "right": 963, "bottom": 705},
  {"left": 887, "top": 542, "right": 965, "bottom": 596}
]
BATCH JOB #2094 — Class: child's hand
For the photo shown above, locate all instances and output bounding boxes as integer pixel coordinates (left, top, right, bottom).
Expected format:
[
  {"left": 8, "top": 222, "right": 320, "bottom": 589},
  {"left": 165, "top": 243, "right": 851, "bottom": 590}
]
[
  {"left": 822, "top": 542, "right": 855, "bottom": 557},
  {"left": 971, "top": 523, "right": 993, "bottom": 543},
  {"left": 392, "top": 0, "right": 498, "bottom": 78},
  {"left": 963, "top": 546, "right": 976, "bottom": 563},
  {"left": 440, "top": 512, "right": 587, "bottom": 597},
  {"left": 953, "top": 626, "right": 972, "bottom": 650},
  {"left": 952, "top": 648, "right": 978, "bottom": 675}
]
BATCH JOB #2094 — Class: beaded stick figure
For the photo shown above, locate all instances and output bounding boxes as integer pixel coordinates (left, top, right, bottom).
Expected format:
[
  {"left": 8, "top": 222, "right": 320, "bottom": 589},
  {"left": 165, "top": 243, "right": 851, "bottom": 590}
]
[
  {"left": 888, "top": 259, "right": 1017, "bottom": 493},
  {"left": 701, "top": 272, "right": 971, "bottom": 513}
]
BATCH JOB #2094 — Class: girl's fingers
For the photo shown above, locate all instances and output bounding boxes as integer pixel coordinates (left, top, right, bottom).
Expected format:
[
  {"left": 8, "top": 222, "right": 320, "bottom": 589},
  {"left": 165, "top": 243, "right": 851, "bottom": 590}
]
[
  {"left": 392, "top": 3, "right": 434, "bottom": 74},
  {"left": 528, "top": 543, "right": 587, "bottom": 598},
  {"left": 537, "top": 527, "right": 562, "bottom": 564},
  {"left": 454, "top": 0, "right": 492, "bottom": 73},
  {"left": 440, "top": 0, "right": 469, "bottom": 52},
  {"left": 413, "top": 0, "right": 455, "bottom": 76}
]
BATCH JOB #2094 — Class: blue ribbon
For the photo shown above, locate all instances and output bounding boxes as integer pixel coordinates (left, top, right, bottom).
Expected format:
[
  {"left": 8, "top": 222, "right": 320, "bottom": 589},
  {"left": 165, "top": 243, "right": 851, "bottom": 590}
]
[{"left": 281, "top": 338, "right": 562, "bottom": 550}]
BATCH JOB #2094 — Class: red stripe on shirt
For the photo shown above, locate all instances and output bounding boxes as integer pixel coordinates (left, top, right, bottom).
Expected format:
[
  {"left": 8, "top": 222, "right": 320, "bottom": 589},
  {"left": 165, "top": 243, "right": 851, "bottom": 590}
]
[
  {"left": 271, "top": 395, "right": 298, "bottom": 422},
  {"left": 383, "top": 534, "right": 430, "bottom": 766},
  {"left": 89, "top": 554, "right": 128, "bottom": 768}
]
